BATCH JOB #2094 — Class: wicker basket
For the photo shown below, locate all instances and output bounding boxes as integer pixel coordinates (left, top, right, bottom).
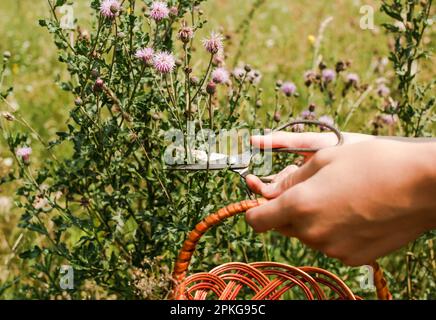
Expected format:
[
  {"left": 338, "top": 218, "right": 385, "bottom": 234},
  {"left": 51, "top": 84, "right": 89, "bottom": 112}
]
[{"left": 172, "top": 198, "right": 392, "bottom": 300}]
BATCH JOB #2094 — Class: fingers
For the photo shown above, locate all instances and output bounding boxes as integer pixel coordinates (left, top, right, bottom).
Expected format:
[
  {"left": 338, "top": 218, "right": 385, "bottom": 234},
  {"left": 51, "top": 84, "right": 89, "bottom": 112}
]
[
  {"left": 246, "top": 165, "right": 298, "bottom": 195},
  {"left": 246, "top": 185, "right": 305, "bottom": 232},
  {"left": 251, "top": 132, "right": 340, "bottom": 150},
  {"left": 261, "top": 158, "right": 325, "bottom": 198},
  {"left": 246, "top": 174, "right": 266, "bottom": 195}
]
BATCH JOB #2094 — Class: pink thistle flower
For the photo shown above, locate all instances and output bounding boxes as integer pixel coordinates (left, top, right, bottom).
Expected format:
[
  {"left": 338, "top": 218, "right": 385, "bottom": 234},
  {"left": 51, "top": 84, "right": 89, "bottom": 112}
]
[
  {"left": 232, "top": 67, "right": 246, "bottom": 80},
  {"left": 211, "top": 67, "right": 229, "bottom": 84},
  {"left": 100, "top": 0, "right": 121, "bottom": 19},
  {"left": 135, "top": 47, "right": 154, "bottom": 65},
  {"left": 377, "top": 84, "right": 391, "bottom": 97},
  {"left": 318, "top": 115, "right": 335, "bottom": 131},
  {"left": 380, "top": 114, "right": 396, "bottom": 126},
  {"left": 150, "top": 1, "right": 170, "bottom": 22},
  {"left": 281, "top": 82, "right": 297, "bottom": 97},
  {"left": 178, "top": 25, "right": 194, "bottom": 43},
  {"left": 202, "top": 32, "right": 224, "bottom": 55},
  {"left": 247, "top": 70, "right": 262, "bottom": 85},
  {"left": 153, "top": 51, "right": 175, "bottom": 74},
  {"left": 16, "top": 146, "right": 32, "bottom": 163},
  {"left": 346, "top": 73, "right": 359, "bottom": 84},
  {"left": 322, "top": 69, "right": 336, "bottom": 83},
  {"left": 300, "top": 110, "right": 316, "bottom": 120},
  {"left": 169, "top": 6, "right": 179, "bottom": 17}
]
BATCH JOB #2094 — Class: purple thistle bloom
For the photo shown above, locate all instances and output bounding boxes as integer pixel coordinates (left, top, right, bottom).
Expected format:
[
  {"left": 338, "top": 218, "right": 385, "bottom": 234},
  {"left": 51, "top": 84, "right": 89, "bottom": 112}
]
[
  {"left": 318, "top": 115, "right": 335, "bottom": 131},
  {"left": 16, "top": 146, "right": 32, "bottom": 163},
  {"left": 232, "top": 67, "right": 246, "bottom": 80},
  {"left": 135, "top": 47, "right": 154, "bottom": 65},
  {"left": 178, "top": 25, "right": 194, "bottom": 43},
  {"left": 380, "top": 114, "right": 396, "bottom": 126},
  {"left": 202, "top": 32, "right": 224, "bottom": 55},
  {"left": 211, "top": 67, "right": 230, "bottom": 84},
  {"left": 300, "top": 110, "right": 316, "bottom": 120},
  {"left": 377, "top": 84, "right": 391, "bottom": 97},
  {"left": 281, "top": 82, "right": 297, "bottom": 97},
  {"left": 304, "top": 70, "right": 316, "bottom": 82},
  {"left": 346, "top": 73, "right": 359, "bottom": 84},
  {"left": 247, "top": 70, "right": 262, "bottom": 85},
  {"left": 153, "top": 51, "right": 175, "bottom": 74},
  {"left": 322, "top": 69, "right": 336, "bottom": 83},
  {"left": 150, "top": 1, "right": 170, "bottom": 22},
  {"left": 100, "top": 0, "right": 121, "bottom": 19}
]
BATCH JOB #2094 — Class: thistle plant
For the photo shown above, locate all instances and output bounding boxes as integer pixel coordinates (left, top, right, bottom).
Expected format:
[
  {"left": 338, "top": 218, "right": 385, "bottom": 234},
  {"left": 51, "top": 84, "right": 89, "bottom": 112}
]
[
  {"left": 381, "top": 0, "right": 435, "bottom": 137},
  {"left": 0, "top": 0, "right": 434, "bottom": 300}
]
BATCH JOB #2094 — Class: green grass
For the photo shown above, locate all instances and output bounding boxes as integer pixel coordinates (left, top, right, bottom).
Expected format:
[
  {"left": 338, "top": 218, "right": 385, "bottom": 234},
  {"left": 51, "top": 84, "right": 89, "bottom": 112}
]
[{"left": 0, "top": 0, "right": 434, "bottom": 299}]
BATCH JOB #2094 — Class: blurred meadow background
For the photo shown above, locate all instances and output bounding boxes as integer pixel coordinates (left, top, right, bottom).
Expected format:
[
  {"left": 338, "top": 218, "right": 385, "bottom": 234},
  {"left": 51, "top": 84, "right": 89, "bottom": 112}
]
[{"left": 0, "top": 0, "right": 434, "bottom": 299}]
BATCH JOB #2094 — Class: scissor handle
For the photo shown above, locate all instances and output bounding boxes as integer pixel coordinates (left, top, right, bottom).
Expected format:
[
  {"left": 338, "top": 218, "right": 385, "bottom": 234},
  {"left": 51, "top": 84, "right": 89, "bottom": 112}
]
[{"left": 271, "top": 120, "right": 344, "bottom": 153}]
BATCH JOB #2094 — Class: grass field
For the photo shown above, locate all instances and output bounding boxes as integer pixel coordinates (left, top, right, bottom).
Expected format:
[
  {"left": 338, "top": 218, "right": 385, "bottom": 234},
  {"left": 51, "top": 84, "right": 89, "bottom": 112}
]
[{"left": 0, "top": 0, "right": 435, "bottom": 299}]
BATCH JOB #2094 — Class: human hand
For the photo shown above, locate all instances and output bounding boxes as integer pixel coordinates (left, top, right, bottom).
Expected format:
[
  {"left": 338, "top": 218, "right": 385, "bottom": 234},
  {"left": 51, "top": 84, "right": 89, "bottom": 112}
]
[{"left": 246, "top": 136, "right": 436, "bottom": 266}]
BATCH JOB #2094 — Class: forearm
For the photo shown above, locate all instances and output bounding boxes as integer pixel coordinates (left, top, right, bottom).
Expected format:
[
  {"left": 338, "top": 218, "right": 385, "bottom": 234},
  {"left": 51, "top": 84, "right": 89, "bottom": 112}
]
[
  {"left": 414, "top": 142, "right": 436, "bottom": 230},
  {"left": 378, "top": 136, "right": 436, "bottom": 143}
]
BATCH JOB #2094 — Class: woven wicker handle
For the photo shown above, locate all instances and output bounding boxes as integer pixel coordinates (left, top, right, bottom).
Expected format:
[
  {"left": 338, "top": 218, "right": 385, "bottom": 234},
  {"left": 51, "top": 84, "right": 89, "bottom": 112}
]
[{"left": 173, "top": 198, "right": 392, "bottom": 300}]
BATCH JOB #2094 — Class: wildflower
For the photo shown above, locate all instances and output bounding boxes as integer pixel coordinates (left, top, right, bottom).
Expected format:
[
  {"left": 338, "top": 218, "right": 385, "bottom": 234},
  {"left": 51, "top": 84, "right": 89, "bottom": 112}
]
[
  {"left": 377, "top": 84, "right": 391, "bottom": 97},
  {"left": 281, "top": 82, "right": 297, "bottom": 97},
  {"left": 100, "top": 0, "right": 121, "bottom": 19},
  {"left": 247, "top": 70, "right": 262, "bottom": 85},
  {"left": 212, "top": 51, "right": 225, "bottom": 66},
  {"left": 169, "top": 6, "right": 179, "bottom": 17},
  {"left": 16, "top": 146, "right": 32, "bottom": 163},
  {"left": 304, "top": 70, "right": 317, "bottom": 86},
  {"left": 273, "top": 111, "right": 281, "bottom": 123},
  {"left": 319, "top": 115, "right": 335, "bottom": 131},
  {"left": 322, "top": 69, "right": 336, "bottom": 83},
  {"left": 308, "top": 35, "right": 316, "bottom": 45},
  {"left": 178, "top": 25, "right": 194, "bottom": 43},
  {"left": 292, "top": 123, "right": 305, "bottom": 132},
  {"left": 300, "top": 110, "right": 316, "bottom": 120},
  {"left": 380, "top": 114, "right": 396, "bottom": 126},
  {"left": 33, "top": 196, "right": 49, "bottom": 210},
  {"left": 211, "top": 67, "right": 229, "bottom": 84},
  {"left": 206, "top": 81, "right": 216, "bottom": 95},
  {"left": 153, "top": 51, "right": 175, "bottom": 74},
  {"left": 202, "top": 32, "right": 224, "bottom": 55},
  {"left": 232, "top": 67, "right": 246, "bottom": 80},
  {"left": 150, "top": 1, "right": 170, "bottom": 22},
  {"left": 346, "top": 73, "right": 359, "bottom": 85},
  {"left": 2, "top": 111, "right": 15, "bottom": 121},
  {"left": 93, "top": 78, "right": 105, "bottom": 92},
  {"left": 335, "top": 60, "right": 347, "bottom": 73},
  {"left": 135, "top": 47, "right": 154, "bottom": 65}
]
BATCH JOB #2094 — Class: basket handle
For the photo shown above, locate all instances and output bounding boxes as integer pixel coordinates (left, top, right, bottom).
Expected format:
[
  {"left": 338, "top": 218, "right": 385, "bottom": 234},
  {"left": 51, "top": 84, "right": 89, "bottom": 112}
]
[{"left": 172, "top": 198, "right": 392, "bottom": 300}]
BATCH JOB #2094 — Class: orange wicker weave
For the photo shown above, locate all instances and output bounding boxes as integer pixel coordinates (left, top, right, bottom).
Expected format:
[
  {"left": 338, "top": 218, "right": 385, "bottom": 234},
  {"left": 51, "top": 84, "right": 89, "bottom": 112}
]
[{"left": 173, "top": 198, "right": 392, "bottom": 300}]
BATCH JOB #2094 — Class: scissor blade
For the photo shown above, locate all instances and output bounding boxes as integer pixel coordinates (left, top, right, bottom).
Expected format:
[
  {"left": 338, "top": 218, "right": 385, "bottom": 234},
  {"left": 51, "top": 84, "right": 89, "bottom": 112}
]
[{"left": 168, "top": 163, "right": 249, "bottom": 171}]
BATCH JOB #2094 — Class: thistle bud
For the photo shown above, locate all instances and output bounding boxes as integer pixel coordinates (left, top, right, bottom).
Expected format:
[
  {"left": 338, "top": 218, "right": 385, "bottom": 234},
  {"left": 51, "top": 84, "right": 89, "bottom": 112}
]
[
  {"left": 206, "top": 81, "right": 216, "bottom": 95},
  {"left": 190, "top": 76, "right": 199, "bottom": 86},
  {"left": 178, "top": 26, "right": 194, "bottom": 43},
  {"left": 244, "top": 64, "right": 252, "bottom": 73},
  {"left": 308, "top": 103, "right": 316, "bottom": 112},
  {"left": 93, "top": 78, "right": 104, "bottom": 92},
  {"left": 273, "top": 111, "right": 281, "bottom": 123}
]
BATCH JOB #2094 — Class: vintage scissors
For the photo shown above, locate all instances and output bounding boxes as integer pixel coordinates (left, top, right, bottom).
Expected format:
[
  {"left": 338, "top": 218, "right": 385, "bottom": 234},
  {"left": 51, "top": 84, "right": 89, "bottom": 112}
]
[{"left": 168, "top": 120, "right": 343, "bottom": 196}]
